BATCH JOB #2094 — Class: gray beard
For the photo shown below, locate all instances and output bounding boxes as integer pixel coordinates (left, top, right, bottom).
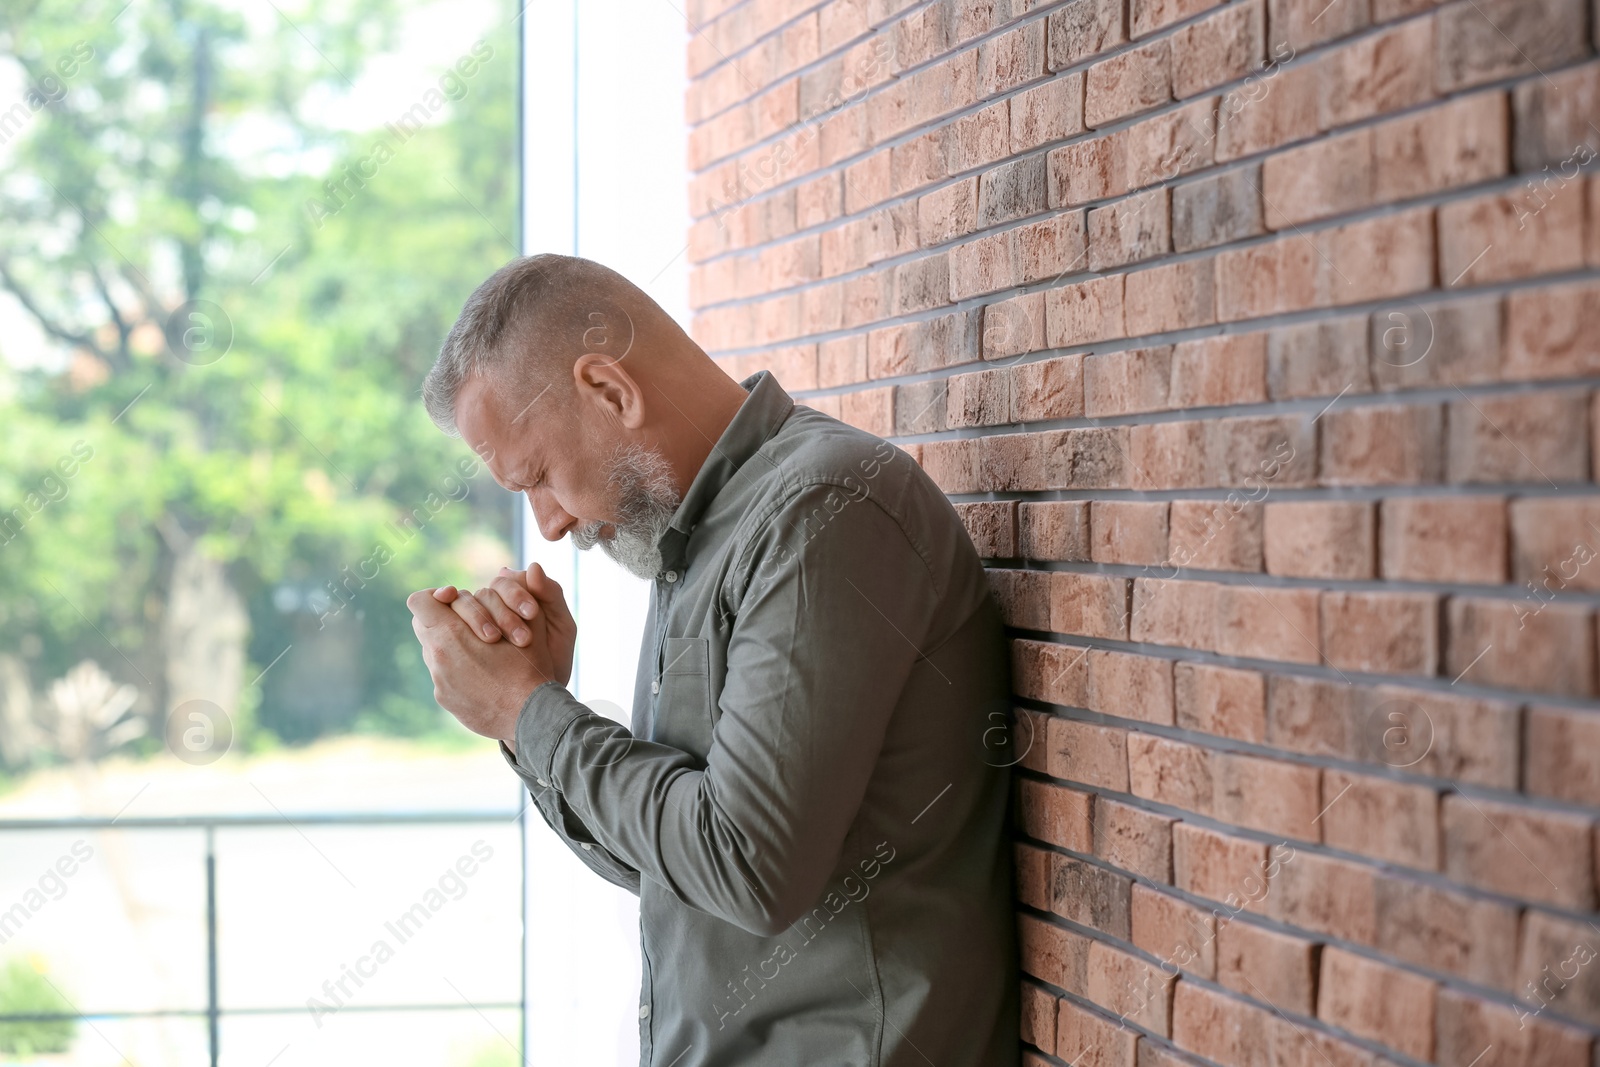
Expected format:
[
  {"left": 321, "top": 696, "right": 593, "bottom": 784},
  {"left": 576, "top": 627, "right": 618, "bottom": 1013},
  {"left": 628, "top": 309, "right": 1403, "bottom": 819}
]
[{"left": 570, "top": 443, "right": 682, "bottom": 581}]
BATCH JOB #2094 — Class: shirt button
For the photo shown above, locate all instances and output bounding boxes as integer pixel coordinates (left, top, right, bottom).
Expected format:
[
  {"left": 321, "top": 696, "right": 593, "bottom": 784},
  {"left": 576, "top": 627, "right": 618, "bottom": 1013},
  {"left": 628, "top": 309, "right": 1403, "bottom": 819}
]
[
  {"left": 638, "top": 1004, "right": 650, "bottom": 1019},
  {"left": 536, "top": 777, "right": 549, "bottom": 787},
  {"left": 650, "top": 680, "right": 660, "bottom": 694},
  {"left": 663, "top": 570, "right": 678, "bottom": 583},
  {"left": 580, "top": 843, "right": 592, "bottom": 851}
]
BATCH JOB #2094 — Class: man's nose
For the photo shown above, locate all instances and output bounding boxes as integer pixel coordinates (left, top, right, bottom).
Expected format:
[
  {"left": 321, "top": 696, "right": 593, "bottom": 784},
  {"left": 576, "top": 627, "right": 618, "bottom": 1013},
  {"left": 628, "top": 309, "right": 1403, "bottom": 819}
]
[{"left": 528, "top": 490, "right": 578, "bottom": 542}]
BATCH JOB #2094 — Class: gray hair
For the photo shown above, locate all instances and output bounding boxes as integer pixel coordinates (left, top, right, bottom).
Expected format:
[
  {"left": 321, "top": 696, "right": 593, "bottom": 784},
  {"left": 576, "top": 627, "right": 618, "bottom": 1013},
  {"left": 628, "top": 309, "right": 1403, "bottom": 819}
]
[{"left": 422, "top": 253, "right": 655, "bottom": 436}]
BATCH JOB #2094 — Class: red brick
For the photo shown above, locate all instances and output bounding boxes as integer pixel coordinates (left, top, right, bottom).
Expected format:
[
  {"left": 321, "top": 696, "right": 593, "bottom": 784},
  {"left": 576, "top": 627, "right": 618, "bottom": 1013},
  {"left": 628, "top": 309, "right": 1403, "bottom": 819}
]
[
  {"left": 1051, "top": 572, "right": 1130, "bottom": 639},
  {"left": 1214, "top": 233, "right": 1327, "bottom": 321},
  {"left": 945, "top": 369, "right": 1007, "bottom": 429},
  {"left": 1216, "top": 61, "right": 1319, "bottom": 162},
  {"left": 1437, "top": 987, "right": 1593, "bottom": 1067},
  {"left": 1088, "top": 188, "right": 1171, "bottom": 272},
  {"left": 1263, "top": 128, "right": 1373, "bottom": 229},
  {"left": 1016, "top": 843, "right": 1048, "bottom": 909},
  {"left": 1361, "top": 685, "right": 1520, "bottom": 788},
  {"left": 1168, "top": 333, "right": 1267, "bottom": 408},
  {"left": 977, "top": 20, "right": 1045, "bottom": 98},
  {"left": 1132, "top": 884, "right": 1216, "bottom": 978},
  {"left": 1442, "top": 793, "right": 1596, "bottom": 910},
  {"left": 1320, "top": 768, "right": 1440, "bottom": 870},
  {"left": 1048, "top": 135, "right": 1119, "bottom": 207},
  {"left": 1091, "top": 501, "right": 1170, "bottom": 565},
  {"left": 1125, "top": 258, "right": 1216, "bottom": 335},
  {"left": 1446, "top": 598, "right": 1593, "bottom": 697},
  {"left": 1087, "top": 649, "right": 1176, "bottom": 724},
  {"left": 1171, "top": 980, "right": 1271, "bottom": 1067},
  {"left": 990, "top": 568, "right": 1053, "bottom": 630},
  {"left": 1320, "top": 404, "right": 1444, "bottom": 486},
  {"left": 1449, "top": 389, "right": 1591, "bottom": 484},
  {"left": 1118, "top": 97, "right": 1219, "bottom": 190},
  {"left": 1320, "top": 590, "right": 1440, "bottom": 676},
  {"left": 1265, "top": 317, "right": 1371, "bottom": 400},
  {"left": 1172, "top": 0, "right": 1263, "bottom": 98},
  {"left": 1213, "top": 583, "right": 1321, "bottom": 663},
  {"left": 1440, "top": 181, "right": 1586, "bottom": 288},
  {"left": 1133, "top": 0, "right": 1227, "bottom": 36},
  {"left": 840, "top": 385, "right": 894, "bottom": 436},
  {"left": 1050, "top": 851, "right": 1133, "bottom": 936},
  {"left": 1045, "top": 275, "right": 1126, "bottom": 347},
  {"left": 1516, "top": 909, "right": 1600, "bottom": 1027},
  {"left": 1096, "top": 798, "right": 1176, "bottom": 883},
  {"left": 1380, "top": 496, "right": 1508, "bottom": 584},
  {"left": 1019, "top": 912, "right": 1091, "bottom": 989},
  {"left": 1168, "top": 499, "right": 1264, "bottom": 572},
  {"left": 1436, "top": 0, "right": 1589, "bottom": 92},
  {"left": 983, "top": 292, "right": 1047, "bottom": 362},
  {"left": 1172, "top": 166, "right": 1265, "bottom": 253},
  {"left": 1048, "top": 715, "right": 1131, "bottom": 791},
  {"left": 1173, "top": 822, "right": 1272, "bottom": 914},
  {"left": 1134, "top": 1038, "right": 1207, "bottom": 1067},
  {"left": 917, "top": 177, "right": 978, "bottom": 246},
  {"left": 1011, "top": 354, "right": 1085, "bottom": 422},
  {"left": 1017, "top": 640, "right": 1084, "bottom": 711},
  {"left": 955, "top": 500, "right": 1017, "bottom": 557},
  {"left": 1263, "top": 501, "right": 1375, "bottom": 579},
  {"left": 1011, "top": 73, "right": 1086, "bottom": 153},
  {"left": 1047, "top": 0, "right": 1127, "bottom": 72},
  {"left": 1129, "top": 733, "right": 1214, "bottom": 814},
  {"left": 1526, "top": 704, "right": 1600, "bottom": 806},
  {"left": 1020, "top": 982, "right": 1058, "bottom": 1053},
  {"left": 1085, "top": 346, "right": 1174, "bottom": 417},
  {"left": 1015, "top": 708, "right": 1052, "bottom": 774},
  {"left": 1268, "top": 848, "right": 1378, "bottom": 942},
  {"left": 1268, "top": 0, "right": 1370, "bottom": 52},
  {"left": 1089, "top": 940, "right": 1176, "bottom": 1035},
  {"left": 1319, "top": 18, "right": 1435, "bottom": 128},
  {"left": 1175, "top": 663, "right": 1265, "bottom": 743},
  {"left": 1212, "top": 750, "right": 1322, "bottom": 841},
  {"left": 1131, "top": 577, "right": 1217, "bottom": 650},
  {"left": 1512, "top": 60, "right": 1600, "bottom": 171},
  {"left": 1057, "top": 997, "right": 1139, "bottom": 1067},
  {"left": 1020, "top": 501, "right": 1091, "bottom": 560},
  {"left": 1506, "top": 280, "right": 1600, "bottom": 379},
  {"left": 917, "top": 437, "right": 980, "bottom": 493},
  {"left": 1374, "top": 90, "right": 1509, "bottom": 201},
  {"left": 1373, "top": 873, "right": 1519, "bottom": 989},
  {"left": 1326, "top": 207, "right": 1437, "bottom": 308},
  {"left": 1086, "top": 38, "right": 1171, "bottom": 128},
  {"left": 1018, "top": 777, "right": 1094, "bottom": 852},
  {"left": 1216, "top": 920, "right": 1317, "bottom": 1014},
  {"left": 1317, "top": 946, "right": 1437, "bottom": 1061},
  {"left": 1370, "top": 296, "right": 1502, "bottom": 392}
]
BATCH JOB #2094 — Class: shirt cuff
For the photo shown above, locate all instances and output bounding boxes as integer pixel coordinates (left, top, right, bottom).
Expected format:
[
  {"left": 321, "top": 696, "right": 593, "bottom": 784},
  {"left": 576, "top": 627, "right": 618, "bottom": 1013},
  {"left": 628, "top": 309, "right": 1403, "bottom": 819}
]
[{"left": 511, "top": 680, "right": 589, "bottom": 787}]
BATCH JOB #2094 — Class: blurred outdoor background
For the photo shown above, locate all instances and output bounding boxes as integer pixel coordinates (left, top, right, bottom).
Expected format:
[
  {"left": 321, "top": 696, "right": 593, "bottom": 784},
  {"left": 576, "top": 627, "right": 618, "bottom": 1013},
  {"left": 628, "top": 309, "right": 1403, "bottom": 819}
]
[{"left": 0, "top": 0, "right": 686, "bottom": 1063}]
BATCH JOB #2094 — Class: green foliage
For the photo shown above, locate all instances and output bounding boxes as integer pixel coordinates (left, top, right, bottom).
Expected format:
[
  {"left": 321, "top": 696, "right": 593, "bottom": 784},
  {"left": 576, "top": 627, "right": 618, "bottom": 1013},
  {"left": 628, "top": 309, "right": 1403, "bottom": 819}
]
[
  {"left": 0, "top": 0, "right": 518, "bottom": 763},
  {"left": 0, "top": 958, "right": 76, "bottom": 1056}
]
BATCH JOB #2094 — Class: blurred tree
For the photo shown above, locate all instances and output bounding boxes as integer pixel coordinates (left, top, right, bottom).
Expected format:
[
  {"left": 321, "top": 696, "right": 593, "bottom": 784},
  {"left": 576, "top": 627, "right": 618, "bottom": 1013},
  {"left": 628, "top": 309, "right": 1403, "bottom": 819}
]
[{"left": 0, "top": 0, "right": 517, "bottom": 760}]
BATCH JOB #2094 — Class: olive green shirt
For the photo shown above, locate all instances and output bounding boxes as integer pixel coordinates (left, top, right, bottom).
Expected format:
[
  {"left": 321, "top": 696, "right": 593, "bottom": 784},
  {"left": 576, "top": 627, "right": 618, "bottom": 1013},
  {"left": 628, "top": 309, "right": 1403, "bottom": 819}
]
[{"left": 499, "top": 370, "right": 1019, "bottom": 1067}]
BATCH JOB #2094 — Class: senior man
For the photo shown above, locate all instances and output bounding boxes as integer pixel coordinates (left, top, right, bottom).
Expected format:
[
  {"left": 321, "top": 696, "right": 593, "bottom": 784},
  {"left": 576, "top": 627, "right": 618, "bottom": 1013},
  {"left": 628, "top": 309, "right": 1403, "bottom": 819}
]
[{"left": 406, "top": 253, "right": 1018, "bottom": 1067}]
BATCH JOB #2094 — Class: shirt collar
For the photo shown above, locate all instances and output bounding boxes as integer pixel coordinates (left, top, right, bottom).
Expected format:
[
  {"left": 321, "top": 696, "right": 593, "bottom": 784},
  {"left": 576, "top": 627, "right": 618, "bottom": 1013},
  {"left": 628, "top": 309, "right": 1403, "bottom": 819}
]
[{"left": 658, "top": 370, "right": 794, "bottom": 568}]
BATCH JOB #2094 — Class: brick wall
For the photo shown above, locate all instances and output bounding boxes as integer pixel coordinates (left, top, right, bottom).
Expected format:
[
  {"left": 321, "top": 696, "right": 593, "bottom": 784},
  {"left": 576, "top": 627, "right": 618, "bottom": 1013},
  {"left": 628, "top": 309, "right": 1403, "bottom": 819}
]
[{"left": 681, "top": 0, "right": 1600, "bottom": 1062}]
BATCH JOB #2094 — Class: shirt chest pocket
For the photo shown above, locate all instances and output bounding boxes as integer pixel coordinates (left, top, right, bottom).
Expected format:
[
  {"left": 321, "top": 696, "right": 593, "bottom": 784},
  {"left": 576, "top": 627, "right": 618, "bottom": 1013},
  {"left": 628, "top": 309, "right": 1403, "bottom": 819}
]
[{"left": 654, "top": 636, "right": 715, "bottom": 759}]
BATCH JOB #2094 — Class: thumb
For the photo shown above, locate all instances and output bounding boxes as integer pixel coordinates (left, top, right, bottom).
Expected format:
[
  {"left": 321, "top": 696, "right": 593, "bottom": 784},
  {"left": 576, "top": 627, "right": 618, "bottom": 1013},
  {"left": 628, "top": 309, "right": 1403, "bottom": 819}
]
[{"left": 525, "top": 563, "right": 575, "bottom": 629}]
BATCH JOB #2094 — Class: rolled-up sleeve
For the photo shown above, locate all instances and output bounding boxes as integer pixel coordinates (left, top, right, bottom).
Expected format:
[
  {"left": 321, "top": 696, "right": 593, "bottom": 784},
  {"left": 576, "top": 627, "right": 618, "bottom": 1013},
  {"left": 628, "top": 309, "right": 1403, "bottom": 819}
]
[{"left": 511, "top": 483, "right": 942, "bottom": 936}]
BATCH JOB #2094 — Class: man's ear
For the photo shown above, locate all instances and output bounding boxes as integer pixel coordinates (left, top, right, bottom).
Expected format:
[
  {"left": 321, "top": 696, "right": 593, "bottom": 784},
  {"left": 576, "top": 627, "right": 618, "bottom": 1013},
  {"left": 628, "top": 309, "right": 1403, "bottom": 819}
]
[{"left": 572, "top": 352, "right": 647, "bottom": 430}]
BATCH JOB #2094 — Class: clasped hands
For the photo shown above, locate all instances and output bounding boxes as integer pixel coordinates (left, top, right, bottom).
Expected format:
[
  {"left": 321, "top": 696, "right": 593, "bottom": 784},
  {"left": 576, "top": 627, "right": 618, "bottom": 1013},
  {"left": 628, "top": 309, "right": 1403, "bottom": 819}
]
[{"left": 406, "top": 564, "right": 576, "bottom": 747}]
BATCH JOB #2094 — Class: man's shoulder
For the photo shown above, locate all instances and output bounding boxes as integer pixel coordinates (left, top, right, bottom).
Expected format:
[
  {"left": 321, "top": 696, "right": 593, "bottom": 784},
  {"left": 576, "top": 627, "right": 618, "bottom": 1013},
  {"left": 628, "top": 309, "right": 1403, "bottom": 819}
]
[{"left": 758, "top": 403, "right": 931, "bottom": 515}]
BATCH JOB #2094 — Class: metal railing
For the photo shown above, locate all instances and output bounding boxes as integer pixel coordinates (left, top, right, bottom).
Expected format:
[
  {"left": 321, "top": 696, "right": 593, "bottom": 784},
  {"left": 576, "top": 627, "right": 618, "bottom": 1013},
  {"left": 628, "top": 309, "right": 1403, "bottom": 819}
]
[{"left": 0, "top": 808, "right": 529, "bottom": 1067}]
